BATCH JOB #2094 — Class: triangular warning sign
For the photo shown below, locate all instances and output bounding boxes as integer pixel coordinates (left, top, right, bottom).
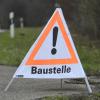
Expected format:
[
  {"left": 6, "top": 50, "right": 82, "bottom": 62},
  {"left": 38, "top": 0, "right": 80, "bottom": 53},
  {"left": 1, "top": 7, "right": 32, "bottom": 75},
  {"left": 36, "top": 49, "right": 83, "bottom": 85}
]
[
  {"left": 13, "top": 8, "right": 86, "bottom": 79},
  {"left": 5, "top": 8, "right": 92, "bottom": 93},
  {"left": 26, "top": 8, "right": 78, "bottom": 65}
]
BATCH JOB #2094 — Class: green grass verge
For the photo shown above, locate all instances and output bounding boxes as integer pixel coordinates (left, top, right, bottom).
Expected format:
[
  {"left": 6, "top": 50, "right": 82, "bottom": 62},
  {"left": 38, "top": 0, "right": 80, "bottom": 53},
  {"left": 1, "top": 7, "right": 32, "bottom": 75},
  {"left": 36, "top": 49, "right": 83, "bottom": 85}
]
[
  {"left": 42, "top": 93, "right": 100, "bottom": 100},
  {"left": 0, "top": 27, "right": 100, "bottom": 76},
  {"left": 0, "top": 27, "right": 41, "bottom": 66},
  {"left": 75, "top": 36, "right": 100, "bottom": 76}
]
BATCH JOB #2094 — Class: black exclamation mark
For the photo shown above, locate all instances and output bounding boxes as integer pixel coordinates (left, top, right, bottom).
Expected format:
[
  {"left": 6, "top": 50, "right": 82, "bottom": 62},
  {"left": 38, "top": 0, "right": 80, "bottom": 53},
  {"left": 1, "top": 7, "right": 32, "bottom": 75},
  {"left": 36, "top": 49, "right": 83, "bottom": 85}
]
[{"left": 51, "top": 26, "right": 58, "bottom": 55}]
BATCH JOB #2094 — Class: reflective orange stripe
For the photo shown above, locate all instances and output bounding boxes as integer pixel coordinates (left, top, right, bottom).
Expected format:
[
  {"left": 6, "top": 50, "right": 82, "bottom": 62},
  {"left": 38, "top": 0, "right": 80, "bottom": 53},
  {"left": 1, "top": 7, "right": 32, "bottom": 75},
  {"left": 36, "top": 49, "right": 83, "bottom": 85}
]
[{"left": 26, "top": 10, "right": 78, "bottom": 65}]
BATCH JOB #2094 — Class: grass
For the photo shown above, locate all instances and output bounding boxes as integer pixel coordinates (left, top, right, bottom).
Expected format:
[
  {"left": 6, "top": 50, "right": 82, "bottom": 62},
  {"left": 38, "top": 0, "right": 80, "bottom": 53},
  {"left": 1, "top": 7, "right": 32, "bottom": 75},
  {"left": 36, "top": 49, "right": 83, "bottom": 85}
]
[
  {"left": 75, "top": 36, "right": 100, "bottom": 76},
  {"left": 0, "top": 27, "right": 100, "bottom": 76},
  {"left": 0, "top": 27, "right": 41, "bottom": 66},
  {"left": 42, "top": 93, "right": 100, "bottom": 100}
]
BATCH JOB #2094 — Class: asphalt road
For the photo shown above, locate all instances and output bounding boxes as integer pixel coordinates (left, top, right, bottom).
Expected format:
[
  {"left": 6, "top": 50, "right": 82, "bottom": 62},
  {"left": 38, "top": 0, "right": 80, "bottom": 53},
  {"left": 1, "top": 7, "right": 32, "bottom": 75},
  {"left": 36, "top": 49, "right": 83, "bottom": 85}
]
[
  {"left": 0, "top": 65, "right": 99, "bottom": 100},
  {"left": 0, "top": 29, "right": 6, "bottom": 33}
]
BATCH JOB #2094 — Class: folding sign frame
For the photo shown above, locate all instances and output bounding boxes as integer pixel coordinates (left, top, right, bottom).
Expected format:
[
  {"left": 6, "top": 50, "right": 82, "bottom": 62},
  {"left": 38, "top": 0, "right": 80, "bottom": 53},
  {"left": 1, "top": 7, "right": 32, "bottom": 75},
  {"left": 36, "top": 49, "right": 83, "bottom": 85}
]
[{"left": 4, "top": 8, "right": 92, "bottom": 93}]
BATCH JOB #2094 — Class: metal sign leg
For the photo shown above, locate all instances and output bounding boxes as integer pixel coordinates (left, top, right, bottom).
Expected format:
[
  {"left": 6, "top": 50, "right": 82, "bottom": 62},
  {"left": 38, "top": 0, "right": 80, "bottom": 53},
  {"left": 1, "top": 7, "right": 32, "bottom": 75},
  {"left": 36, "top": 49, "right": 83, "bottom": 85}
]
[
  {"left": 61, "top": 79, "right": 63, "bottom": 88},
  {"left": 85, "top": 77, "right": 92, "bottom": 93},
  {"left": 4, "top": 78, "right": 14, "bottom": 92}
]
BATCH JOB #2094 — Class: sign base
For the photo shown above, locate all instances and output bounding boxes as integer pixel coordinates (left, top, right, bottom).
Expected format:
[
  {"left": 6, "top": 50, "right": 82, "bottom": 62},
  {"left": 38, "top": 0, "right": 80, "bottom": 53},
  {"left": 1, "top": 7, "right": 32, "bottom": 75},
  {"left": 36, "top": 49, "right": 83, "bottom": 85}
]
[{"left": 4, "top": 77, "right": 92, "bottom": 93}]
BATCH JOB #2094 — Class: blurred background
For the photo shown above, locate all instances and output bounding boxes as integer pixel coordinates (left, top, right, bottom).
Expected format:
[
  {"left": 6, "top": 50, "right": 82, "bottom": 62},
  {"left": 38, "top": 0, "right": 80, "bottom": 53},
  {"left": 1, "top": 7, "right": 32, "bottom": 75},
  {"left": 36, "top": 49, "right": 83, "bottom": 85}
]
[
  {"left": 0, "top": 0, "right": 100, "bottom": 76},
  {"left": 0, "top": 0, "right": 100, "bottom": 39}
]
